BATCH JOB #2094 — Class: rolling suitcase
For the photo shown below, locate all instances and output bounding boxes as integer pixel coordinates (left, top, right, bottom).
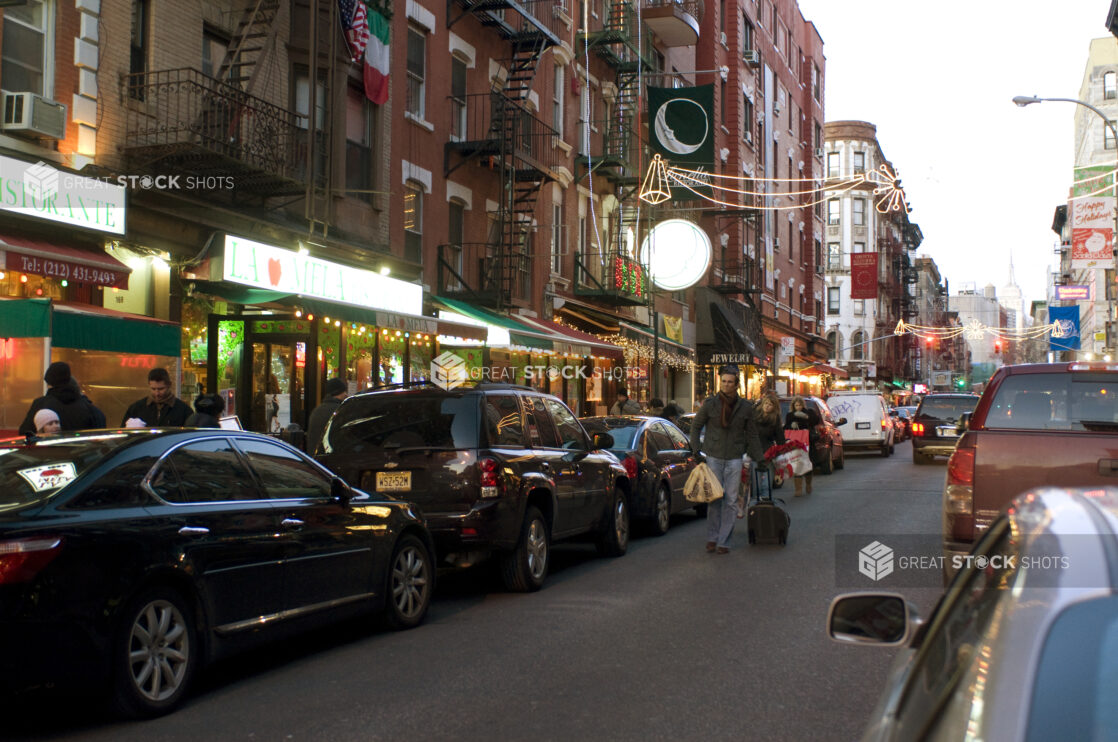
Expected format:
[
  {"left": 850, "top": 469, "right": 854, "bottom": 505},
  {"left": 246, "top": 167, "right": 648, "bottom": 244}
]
[{"left": 747, "top": 465, "right": 790, "bottom": 546}]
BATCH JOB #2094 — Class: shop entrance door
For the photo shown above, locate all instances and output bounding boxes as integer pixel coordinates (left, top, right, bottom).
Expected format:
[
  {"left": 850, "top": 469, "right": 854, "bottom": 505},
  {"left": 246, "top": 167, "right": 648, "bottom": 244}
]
[{"left": 247, "top": 337, "right": 307, "bottom": 434}]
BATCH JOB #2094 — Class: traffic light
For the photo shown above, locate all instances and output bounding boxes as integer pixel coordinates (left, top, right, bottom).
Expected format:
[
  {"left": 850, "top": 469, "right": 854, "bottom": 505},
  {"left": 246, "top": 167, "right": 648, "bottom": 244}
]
[
  {"left": 955, "top": 377, "right": 966, "bottom": 389},
  {"left": 994, "top": 339, "right": 1003, "bottom": 354}
]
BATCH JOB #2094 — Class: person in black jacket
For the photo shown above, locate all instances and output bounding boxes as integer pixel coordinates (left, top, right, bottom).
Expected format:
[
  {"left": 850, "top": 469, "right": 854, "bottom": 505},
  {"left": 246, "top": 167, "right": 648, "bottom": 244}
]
[
  {"left": 18, "top": 362, "right": 105, "bottom": 435},
  {"left": 121, "top": 367, "right": 191, "bottom": 427},
  {"left": 784, "top": 396, "right": 821, "bottom": 496},
  {"left": 307, "top": 378, "right": 348, "bottom": 454},
  {"left": 184, "top": 393, "right": 225, "bottom": 428},
  {"left": 752, "top": 391, "right": 786, "bottom": 500}
]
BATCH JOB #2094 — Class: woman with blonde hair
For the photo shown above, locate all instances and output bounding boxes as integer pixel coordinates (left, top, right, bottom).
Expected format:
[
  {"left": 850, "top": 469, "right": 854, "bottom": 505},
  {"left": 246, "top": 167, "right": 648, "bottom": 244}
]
[{"left": 751, "top": 391, "right": 786, "bottom": 501}]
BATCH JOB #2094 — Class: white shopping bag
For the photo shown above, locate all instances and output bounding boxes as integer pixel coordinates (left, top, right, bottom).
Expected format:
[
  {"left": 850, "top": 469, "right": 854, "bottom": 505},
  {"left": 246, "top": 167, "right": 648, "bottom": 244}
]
[{"left": 684, "top": 462, "right": 724, "bottom": 503}]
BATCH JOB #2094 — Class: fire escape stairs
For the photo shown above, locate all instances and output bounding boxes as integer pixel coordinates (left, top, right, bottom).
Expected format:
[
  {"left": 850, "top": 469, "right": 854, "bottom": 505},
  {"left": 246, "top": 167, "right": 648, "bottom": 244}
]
[{"left": 218, "top": 0, "right": 282, "bottom": 93}]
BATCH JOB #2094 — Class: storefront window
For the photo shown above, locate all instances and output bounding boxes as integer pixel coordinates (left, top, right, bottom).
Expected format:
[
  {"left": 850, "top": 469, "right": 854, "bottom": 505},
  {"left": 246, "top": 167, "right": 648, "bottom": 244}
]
[
  {"left": 346, "top": 326, "right": 376, "bottom": 391},
  {"left": 318, "top": 321, "right": 342, "bottom": 381},
  {"left": 0, "top": 337, "right": 48, "bottom": 433},
  {"left": 379, "top": 331, "right": 406, "bottom": 385},
  {"left": 54, "top": 348, "right": 180, "bottom": 428},
  {"left": 408, "top": 334, "right": 434, "bottom": 383},
  {"left": 215, "top": 319, "right": 244, "bottom": 413},
  {"left": 181, "top": 297, "right": 213, "bottom": 400}
]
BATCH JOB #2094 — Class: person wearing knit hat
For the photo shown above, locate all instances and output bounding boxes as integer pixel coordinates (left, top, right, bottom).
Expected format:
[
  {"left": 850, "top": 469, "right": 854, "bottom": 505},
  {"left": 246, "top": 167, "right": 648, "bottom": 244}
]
[
  {"left": 18, "top": 362, "right": 106, "bottom": 435},
  {"left": 33, "top": 408, "right": 61, "bottom": 434}
]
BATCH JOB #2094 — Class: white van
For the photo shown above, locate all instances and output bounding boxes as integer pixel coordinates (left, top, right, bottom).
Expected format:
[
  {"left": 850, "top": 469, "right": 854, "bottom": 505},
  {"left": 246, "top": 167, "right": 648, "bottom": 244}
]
[{"left": 826, "top": 392, "right": 895, "bottom": 456}]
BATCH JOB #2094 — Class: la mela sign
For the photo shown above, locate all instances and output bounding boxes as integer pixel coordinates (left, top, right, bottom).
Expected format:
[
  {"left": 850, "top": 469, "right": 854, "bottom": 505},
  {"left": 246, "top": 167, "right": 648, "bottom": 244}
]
[{"left": 222, "top": 235, "right": 421, "bottom": 314}]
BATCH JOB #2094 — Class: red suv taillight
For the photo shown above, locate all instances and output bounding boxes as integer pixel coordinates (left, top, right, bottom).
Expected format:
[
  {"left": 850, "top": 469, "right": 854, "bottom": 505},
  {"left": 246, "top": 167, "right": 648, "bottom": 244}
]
[
  {"left": 479, "top": 457, "right": 501, "bottom": 498},
  {"left": 622, "top": 454, "right": 638, "bottom": 480},
  {"left": 912, "top": 422, "right": 925, "bottom": 436},
  {"left": 0, "top": 537, "right": 63, "bottom": 584},
  {"left": 944, "top": 433, "right": 976, "bottom": 543}
]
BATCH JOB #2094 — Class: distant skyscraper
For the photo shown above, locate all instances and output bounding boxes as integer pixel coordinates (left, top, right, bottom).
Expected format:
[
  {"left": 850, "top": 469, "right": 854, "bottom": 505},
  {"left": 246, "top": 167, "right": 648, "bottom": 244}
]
[{"left": 999, "top": 252, "right": 1025, "bottom": 332}]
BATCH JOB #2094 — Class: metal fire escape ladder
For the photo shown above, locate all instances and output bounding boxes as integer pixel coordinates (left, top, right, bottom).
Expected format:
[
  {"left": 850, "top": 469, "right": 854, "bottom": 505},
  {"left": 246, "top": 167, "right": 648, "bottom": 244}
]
[{"left": 218, "top": 0, "right": 283, "bottom": 94}]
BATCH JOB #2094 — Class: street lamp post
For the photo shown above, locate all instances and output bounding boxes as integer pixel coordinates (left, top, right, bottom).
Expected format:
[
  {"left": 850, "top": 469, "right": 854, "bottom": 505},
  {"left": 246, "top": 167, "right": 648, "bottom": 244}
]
[{"left": 1014, "top": 94, "right": 1118, "bottom": 358}]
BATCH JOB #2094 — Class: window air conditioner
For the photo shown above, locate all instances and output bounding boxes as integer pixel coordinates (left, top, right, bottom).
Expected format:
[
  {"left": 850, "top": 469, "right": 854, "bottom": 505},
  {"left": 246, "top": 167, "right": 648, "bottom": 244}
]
[
  {"left": 742, "top": 50, "right": 761, "bottom": 66},
  {"left": 814, "top": 147, "right": 824, "bottom": 158},
  {"left": 2, "top": 92, "right": 67, "bottom": 140}
]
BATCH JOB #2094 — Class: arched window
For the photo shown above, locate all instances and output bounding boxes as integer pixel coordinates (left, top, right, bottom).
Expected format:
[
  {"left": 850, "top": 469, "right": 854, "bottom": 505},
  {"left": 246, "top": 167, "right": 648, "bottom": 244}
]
[{"left": 851, "top": 331, "right": 865, "bottom": 361}]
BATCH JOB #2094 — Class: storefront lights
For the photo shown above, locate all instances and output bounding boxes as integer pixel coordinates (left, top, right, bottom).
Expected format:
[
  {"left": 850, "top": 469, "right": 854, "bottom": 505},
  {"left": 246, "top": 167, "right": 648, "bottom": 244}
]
[
  {"left": 20, "top": 274, "right": 27, "bottom": 283},
  {"left": 60, "top": 280, "right": 67, "bottom": 287},
  {"left": 295, "top": 310, "right": 302, "bottom": 318}
]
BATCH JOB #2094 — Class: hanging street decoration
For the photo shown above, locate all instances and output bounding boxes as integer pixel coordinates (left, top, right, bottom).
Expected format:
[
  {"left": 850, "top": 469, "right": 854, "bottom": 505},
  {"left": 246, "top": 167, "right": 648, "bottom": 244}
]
[
  {"left": 647, "top": 86, "right": 715, "bottom": 201},
  {"left": 891, "top": 319, "right": 1061, "bottom": 343}
]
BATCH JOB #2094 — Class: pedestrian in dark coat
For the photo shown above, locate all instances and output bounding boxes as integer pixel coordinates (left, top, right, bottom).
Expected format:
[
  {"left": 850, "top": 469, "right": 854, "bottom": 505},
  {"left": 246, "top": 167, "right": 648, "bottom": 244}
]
[
  {"left": 121, "top": 367, "right": 191, "bottom": 427},
  {"left": 18, "top": 362, "right": 105, "bottom": 435},
  {"left": 784, "top": 395, "right": 820, "bottom": 496},
  {"left": 307, "top": 378, "right": 348, "bottom": 454},
  {"left": 752, "top": 391, "right": 787, "bottom": 499},
  {"left": 184, "top": 394, "right": 225, "bottom": 428}
]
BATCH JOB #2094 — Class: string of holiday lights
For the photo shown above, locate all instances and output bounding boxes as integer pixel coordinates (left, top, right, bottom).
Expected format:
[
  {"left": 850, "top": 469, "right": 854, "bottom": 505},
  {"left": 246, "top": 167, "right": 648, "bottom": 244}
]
[{"left": 893, "top": 319, "right": 1064, "bottom": 342}]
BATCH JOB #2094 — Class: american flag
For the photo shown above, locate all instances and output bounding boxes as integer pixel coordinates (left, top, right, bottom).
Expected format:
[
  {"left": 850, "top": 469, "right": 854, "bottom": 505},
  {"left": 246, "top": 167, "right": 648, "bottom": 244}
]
[{"left": 339, "top": 0, "right": 369, "bottom": 63}]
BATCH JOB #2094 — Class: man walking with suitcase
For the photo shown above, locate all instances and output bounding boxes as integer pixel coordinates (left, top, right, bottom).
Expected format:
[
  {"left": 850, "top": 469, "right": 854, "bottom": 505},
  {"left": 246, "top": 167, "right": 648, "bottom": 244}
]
[{"left": 688, "top": 365, "right": 768, "bottom": 554}]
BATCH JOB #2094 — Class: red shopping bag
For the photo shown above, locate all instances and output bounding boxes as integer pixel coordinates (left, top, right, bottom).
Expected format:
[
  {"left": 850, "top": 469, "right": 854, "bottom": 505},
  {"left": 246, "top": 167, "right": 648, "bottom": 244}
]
[{"left": 785, "top": 428, "right": 810, "bottom": 449}]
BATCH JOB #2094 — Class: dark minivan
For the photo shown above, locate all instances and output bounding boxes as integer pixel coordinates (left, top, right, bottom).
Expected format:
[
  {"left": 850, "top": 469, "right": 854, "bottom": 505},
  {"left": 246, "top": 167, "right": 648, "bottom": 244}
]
[{"left": 317, "top": 383, "right": 631, "bottom": 592}]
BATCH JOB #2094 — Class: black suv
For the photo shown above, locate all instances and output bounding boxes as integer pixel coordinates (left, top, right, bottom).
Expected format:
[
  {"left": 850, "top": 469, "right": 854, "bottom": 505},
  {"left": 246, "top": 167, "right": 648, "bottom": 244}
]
[
  {"left": 911, "top": 393, "right": 980, "bottom": 464},
  {"left": 316, "top": 384, "right": 630, "bottom": 592}
]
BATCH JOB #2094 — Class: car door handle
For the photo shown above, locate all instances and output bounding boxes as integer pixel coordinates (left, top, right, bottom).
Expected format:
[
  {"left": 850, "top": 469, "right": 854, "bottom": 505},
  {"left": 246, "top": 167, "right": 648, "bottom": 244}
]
[
  {"left": 540, "top": 461, "right": 551, "bottom": 471},
  {"left": 281, "top": 518, "right": 305, "bottom": 528},
  {"left": 1098, "top": 459, "right": 1118, "bottom": 475},
  {"left": 178, "top": 526, "right": 210, "bottom": 536}
]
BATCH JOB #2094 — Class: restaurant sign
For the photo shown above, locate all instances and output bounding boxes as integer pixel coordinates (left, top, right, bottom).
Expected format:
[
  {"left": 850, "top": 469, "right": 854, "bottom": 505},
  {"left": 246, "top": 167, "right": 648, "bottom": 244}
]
[
  {"left": 0, "top": 154, "right": 126, "bottom": 235},
  {"left": 222, "top": 235, "right": 422, "bottom": 315}
]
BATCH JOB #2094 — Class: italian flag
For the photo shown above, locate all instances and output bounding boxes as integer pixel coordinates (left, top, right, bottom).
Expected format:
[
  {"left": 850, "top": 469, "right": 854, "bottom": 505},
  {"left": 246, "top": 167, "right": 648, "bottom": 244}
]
[{"left": 364, "top": 8, "right": 390, "bottom": 105}]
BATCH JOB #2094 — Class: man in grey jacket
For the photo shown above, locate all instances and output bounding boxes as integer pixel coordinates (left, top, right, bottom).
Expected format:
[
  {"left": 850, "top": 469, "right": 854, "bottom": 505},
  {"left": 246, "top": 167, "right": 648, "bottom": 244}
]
[{"left": 688, "top": 365, "right": 767, "bottom": 553}]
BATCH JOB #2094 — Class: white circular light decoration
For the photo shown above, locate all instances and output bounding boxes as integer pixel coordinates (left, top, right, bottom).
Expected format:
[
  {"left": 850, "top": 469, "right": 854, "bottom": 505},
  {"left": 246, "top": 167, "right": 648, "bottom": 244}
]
[{"left": 639, "top": 219, "right": 712, "bottom": 291}]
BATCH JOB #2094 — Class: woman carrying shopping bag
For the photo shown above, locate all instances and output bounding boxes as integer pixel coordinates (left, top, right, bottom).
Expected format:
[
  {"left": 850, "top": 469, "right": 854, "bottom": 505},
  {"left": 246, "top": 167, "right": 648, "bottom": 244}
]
[
  {"left": 784, "top": 396, "right": 820, "bottom": 496},
  {"left": 752, "top": 392, "right": 786, "bottom": 501}
]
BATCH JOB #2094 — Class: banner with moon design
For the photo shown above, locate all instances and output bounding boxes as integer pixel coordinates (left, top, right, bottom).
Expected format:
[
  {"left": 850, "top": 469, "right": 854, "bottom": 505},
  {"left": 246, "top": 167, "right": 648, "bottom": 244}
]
[{"left": 647, "top": 85, "right": 714, "bottom": 200}]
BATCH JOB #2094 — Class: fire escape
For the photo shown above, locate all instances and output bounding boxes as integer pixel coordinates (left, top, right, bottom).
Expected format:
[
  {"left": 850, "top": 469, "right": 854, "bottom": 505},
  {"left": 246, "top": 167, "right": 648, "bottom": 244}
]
[
  {"left": 122, "top": 0, "right": 303, "bottom": 199},
  {"left": 441, "top": 1, "right": 563, "bottom": 309}
]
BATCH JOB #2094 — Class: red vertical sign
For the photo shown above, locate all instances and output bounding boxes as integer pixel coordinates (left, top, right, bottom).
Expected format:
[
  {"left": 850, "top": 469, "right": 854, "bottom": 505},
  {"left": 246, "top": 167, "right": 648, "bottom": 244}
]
[{"left": 850, "top": 253, "right": 878, "bottom": 300}]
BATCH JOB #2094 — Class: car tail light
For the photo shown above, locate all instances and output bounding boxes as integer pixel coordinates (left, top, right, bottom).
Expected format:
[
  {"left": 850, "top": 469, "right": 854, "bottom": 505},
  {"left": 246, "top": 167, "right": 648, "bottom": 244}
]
[
  {"left": 479, "top": 457, "right": 501, "bottom": 498},
  {"left": 881, "top": 418, "right": 889, "bottom": 429},
  {"left": 912, "top": 422, "right": 924, "bottom": 436},
  {"left": 944, "top": 433, "right": 976, "bottom": 543},
  {"left": 0, "top": 537, "right": 63, "bottom": 584},
  {"left": 622, "top": 454, "right": 638, "bottom": 479}
]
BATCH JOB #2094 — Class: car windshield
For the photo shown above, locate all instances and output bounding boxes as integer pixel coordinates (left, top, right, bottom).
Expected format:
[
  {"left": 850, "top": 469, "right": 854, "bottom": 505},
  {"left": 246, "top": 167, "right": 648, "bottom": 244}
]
[
  {"left": 0, "top": 433, "right": 135, "bottom": 510},
  {"left": 983, "top": 373, "right": 1118, "bottom": 431},
  {"left": 581, "top": 418, "right": 641, "bottom": 450},
  {"left": 918, "top": 397, "right": 977, "bottom": 422},
  {"left": 325, "top": 394, "right": 480, "bottom": 453}
]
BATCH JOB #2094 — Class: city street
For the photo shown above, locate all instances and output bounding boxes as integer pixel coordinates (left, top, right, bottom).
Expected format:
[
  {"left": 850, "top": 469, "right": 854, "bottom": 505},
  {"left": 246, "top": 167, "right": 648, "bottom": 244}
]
[{"left": 10, "top": 441, "right": 947, "bottom": 742}]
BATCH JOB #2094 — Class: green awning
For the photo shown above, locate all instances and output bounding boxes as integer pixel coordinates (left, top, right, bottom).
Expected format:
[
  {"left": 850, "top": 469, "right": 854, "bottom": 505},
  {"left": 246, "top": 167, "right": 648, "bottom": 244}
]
[
  {"left": 53, "top": 308, "right": 181, "bottom": 356},
  {"left": 0, "top": 298, "right": 51, "bottom": 338},
  {"left": 435, "top": 297, "right": 554, "bottom": 350},
  {"left": 190, "top": 279, "right": 292, "bottom": 306}
]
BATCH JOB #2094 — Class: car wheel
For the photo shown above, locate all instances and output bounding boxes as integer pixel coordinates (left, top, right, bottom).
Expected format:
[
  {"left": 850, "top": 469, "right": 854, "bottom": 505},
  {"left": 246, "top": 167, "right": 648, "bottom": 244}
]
[
  {"left": 595, "top": 487, "right": 630, "bottom": 557},
  {"left": 835, "top": 446, "right": 845, "bottom": 470},
  {"left": 382, "top": 534, "right": 433, "bottom": 630},
  {"left": 651, "top": 485, "right": 671, "bottom": 536},
  {"left": 500, "top": 506, "right": 549, "bottom": 592},
  {"left": 112, "top": 586, "right": 197, "bottom": 719},
  {"left": 819, "top": 445, "right": 834, "bottom": 475}
]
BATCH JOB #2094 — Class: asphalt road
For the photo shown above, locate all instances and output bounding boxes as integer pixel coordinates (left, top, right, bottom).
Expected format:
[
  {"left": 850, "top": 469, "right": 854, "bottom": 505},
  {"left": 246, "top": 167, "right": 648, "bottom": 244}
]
[{"left": 11, "top": 440, "right": 948, "bottom": 742}]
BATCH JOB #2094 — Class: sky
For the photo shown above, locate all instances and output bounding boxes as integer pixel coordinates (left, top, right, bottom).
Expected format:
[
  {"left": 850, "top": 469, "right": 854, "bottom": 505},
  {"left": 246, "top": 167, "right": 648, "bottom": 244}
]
[{"left": 795, "top": 0, "right": 1114, "bottom": 311}]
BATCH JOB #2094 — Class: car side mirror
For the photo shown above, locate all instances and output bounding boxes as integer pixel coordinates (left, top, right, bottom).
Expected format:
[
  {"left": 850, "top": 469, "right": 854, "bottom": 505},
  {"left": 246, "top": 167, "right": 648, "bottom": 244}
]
[
  {"left": 827, "top": 593, "right": 922, "bottom": 647},
  {"left": 835, "top": 417, "right": 847, "bottom": 427},
  {"left": 957, "top": 412, "right": 971, "bottom": 435},
  {"left": 331, "top": 476, "right": 352, "bottom": 504},
  {"left": 592, "top": 432, "right": 614, "bottom": 450}
]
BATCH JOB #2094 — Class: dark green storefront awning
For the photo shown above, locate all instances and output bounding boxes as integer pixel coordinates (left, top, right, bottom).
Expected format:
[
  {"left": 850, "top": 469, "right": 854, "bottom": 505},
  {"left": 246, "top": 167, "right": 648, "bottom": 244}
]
[
  {"left": 435, "top": 297, "right": 554, "bottom": 350},
  {"left": 0, "top": 299, "right": 181, "bottom": 357}
]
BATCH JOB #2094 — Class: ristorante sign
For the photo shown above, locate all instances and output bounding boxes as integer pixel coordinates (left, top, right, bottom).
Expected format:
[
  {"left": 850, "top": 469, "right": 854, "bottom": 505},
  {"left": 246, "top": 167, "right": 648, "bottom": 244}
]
[
  {"left": 222, "top": 235, "right": 422, "bottom": 315},
  {"left": 0, "top": 154, "right": 126, "bottom": 235}
]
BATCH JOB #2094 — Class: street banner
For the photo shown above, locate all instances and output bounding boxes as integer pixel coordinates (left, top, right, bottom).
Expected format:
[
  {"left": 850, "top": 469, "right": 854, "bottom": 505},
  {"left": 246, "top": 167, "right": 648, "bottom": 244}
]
[
  {"left": 1049, "top": 305, "right": 1081, "bottom": 352},
  {"left": 850, "top": 253, "right": 878, "bottom": 300},
  {"left": 1072, "top": 164, "right": 1115, "bottom": 198},
  {"left": 1070, "top": 197, "right": 1114, "bottom": 269},
  {"left": 647, "top": 84, "right": 714, "bottom": 200},
  {"left": 661, "top": 314, "right": 683, "bottom": 343},
  {"left": 1055, "top": 285, "right": 1091, "bottom": 301}
]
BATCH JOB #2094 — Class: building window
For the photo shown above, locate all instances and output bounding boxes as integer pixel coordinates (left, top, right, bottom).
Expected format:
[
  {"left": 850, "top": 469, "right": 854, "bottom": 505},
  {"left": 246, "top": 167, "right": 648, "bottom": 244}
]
[
  {"left": 1, "top": 0, "right": 50, "bottom": 96},
  {"left": 815, "top": 299, "right": 822, "bottom": 322},
  {"left": 552, "top": 65, "right": 564, "bottom": 136},
  {"left": 827, "top": 242, "right": 842, "bottom": 271},
  {"left": 827, "top": 199, "right": 840, "bottom": 225},
  {"left": 404, "top": 181, "right": 423, "bottom": 264},
  {"left": 551, "top": 203, "right": 564, "bottom": 274},
  {"left": 814, "top": 122, "right": 823, "bottom": 150},
  {"left": 853, "top": 151, "right": 865, "bottom": 174},
  {"left": 446, "top": 199, "right": 464, "bottom": 290},
  {"left": 201, "top": 27, "right": 229, "bottom": 80},
  {"left": 743, "top": 97, "right": 754, "bottom": 143},
  {"left": 853, "top": 299, "right": 865, "bottom": 316},
  {"left": 450, "top": 56, "right": 467, "bottom": 141},
  {"left": 346, "top": 87, "right": 375, "bottom": 202},
  {"left": 125, "top": 0, "right": 150, "bottom": 99},
  {"left": 827, "top": 286, "right": 840, "bottom": 315},
  {"left": 294, "top": 66, "right": 327, "bottom": 186},
  {"left": 853, "top": 198, "right": 866, "bottom": 226},
  {"left": 827, "top": 330, "right": 841, "bottom": 360},
  {"left": 814, "top": 239, "right": 822, "bottom": 275},
  {"left": 853, "top": 241, "right": 866, "bottom": 255},
  {"left": 742, "top": 14, "right": 754, "bottom": 50},
  {"left": 720, "top": 79, "right": 727, "bottom": 124},
  {"left": 1106, "top": 122, "right": 1116, "bottom": 150},
  {"left": 813, "top": 63, "right": 821, "bottom": 102},
  {"left": 851, "top": 331, "right": 865, "bottom": 360},
  {"left": 826, "top": 152, "right": 839, "bottom": 178},
  {"left": 406, "top": 26, "right": 426, "bottom": 118},
  {"left": 1106, "top": 71, "right": 1117, "bottom": 100}
]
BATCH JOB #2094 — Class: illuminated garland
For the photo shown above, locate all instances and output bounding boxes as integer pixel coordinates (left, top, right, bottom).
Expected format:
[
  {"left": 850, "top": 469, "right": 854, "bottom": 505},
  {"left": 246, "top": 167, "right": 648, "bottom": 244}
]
[
  {"left": 601, "top": 334, "right": 695, "bottom": 371},
  {"left": 639, "top": 155, "right": 911, "bottom": 214},
  {"left": 893, "top": 319, "right": 1061, "bottom": 342}
]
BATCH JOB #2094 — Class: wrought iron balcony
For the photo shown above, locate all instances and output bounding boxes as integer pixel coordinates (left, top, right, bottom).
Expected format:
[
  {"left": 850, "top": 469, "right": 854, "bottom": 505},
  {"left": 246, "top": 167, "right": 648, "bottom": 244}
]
[
  {"left": 578, "top": 118, "right": 640, "bottom": 184},
  {"left": 642, "top": 0, "right": 703, "bottom": 46},
  {"left": 449, "top": 0, "right": 564, "bottom": 47},
  {"left": 710, "top": 250, "right": 758, "bottom": 295},
  {"left": 122, "top": 68, "right": 306, "bottom": 196},
  {"left": 574, "top": 249, "right": 649, "bottom": 307},
  {"left": 445, "top": 92, "right": 561, "bottom": 178},
  {"left": 580, "top": 0, "right": 659, "bottom": 71}
]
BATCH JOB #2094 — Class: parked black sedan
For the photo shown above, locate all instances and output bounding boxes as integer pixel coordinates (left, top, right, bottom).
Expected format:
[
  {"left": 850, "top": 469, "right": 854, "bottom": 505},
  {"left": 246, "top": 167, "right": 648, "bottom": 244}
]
[
  {"left": 0, "top": 429, "right": 434, "bottom": 717},
  {"left": 579, "top": 416, "right": 700, "bottom": 535}
]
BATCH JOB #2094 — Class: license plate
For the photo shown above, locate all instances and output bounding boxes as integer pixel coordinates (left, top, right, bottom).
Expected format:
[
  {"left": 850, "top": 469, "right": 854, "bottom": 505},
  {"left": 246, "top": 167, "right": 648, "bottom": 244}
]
[
  {"left": 376, "top": 471, "right": 412, "bottom": 492},
  {"left": 936, "top": 426, "right": 958, "bottom": 438},
  {"left": 855, "top": 422, "right": 870, "bottom": 430}
]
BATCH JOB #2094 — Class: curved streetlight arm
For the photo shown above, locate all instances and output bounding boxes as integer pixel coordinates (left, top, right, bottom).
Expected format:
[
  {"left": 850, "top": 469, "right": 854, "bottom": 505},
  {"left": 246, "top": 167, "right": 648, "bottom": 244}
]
[{"left": 1013, "top": 95, "right": 1118, "bottom": 141}]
